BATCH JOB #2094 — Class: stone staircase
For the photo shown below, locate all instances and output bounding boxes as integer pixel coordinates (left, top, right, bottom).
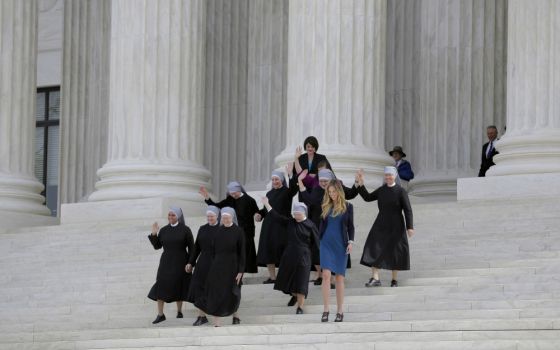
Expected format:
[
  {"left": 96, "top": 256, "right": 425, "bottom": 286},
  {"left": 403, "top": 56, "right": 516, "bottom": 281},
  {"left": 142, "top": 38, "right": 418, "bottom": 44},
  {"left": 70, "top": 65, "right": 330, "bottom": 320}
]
[{"left": 1, "top": 196, "right": 560, "bottom": 349}]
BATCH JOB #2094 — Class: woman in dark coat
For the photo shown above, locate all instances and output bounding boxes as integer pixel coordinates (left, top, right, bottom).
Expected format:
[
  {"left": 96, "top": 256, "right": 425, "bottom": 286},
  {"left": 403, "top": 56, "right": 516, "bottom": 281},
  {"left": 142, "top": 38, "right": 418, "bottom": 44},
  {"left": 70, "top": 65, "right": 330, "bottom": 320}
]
[
  {"left": 261, "top": 198, "right": 319, "bottom": 314},
  {"left": 255, "top": 169, "right": 298, "bottom": 283},
  {"left": 318, "top": 181, "right": 355, "bottom": 323},
  {"left": 357, "top": 166, "right": 415, "bottom": 288},
  {"left": 199, "top": 181, "right": 259, "bottom": 273},
  {"left": 297, "top": 168, "right": 359, "bottom": 284},
  {"left": 148, "top": 207, "right": 194, "bottom": 324},
  {"left": 195, "top": 207, "right": 245, "bottom": 327},
  {"left": 186, "top": 205, "right": 220, "bottom": 326},
  {"left": 293, "top": 136, "right": 333, "bottom": 191}
]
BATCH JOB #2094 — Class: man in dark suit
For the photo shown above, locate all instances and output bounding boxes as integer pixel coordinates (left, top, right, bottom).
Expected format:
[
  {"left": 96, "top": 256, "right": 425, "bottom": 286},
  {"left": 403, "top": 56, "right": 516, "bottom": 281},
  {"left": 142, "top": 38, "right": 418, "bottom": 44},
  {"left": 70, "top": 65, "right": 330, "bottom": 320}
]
[{"left": 478, "top": 125, "right": 499, "bottom": 177}]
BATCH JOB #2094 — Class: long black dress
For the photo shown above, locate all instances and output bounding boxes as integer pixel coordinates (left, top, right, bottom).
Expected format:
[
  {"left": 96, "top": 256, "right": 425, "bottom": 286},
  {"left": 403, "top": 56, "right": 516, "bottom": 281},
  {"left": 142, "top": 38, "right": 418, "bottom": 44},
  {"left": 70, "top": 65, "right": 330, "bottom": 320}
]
[
  {"left": 205, "top": 194, "right": 259, "bottom": 273},
  {"left": 195, "top": 224, "right": 246, "bottom": 317},
  {"left": 267, "top": 209, "right": 320, "bottom": 297},
  {"left": 358, "top": 184, "right": 414, "bottom": 270},
  {"left": 148, "top": 224, "right": 194, "bottom": 302},
  {"left": 298, "top": 182, "right": 359, "bottom": 269},
  {"left": 186, "top": 223, "right": 219, "bottom": 304},
  {"left": 256, "top": 180, "right": 298, "bottom": 267}
]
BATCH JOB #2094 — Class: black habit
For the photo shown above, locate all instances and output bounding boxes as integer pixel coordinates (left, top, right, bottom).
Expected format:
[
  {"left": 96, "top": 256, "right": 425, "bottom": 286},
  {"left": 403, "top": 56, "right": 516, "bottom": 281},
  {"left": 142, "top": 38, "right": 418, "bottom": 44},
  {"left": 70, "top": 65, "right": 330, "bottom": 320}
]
[
  {"left": 358, "top": 184, "right": 413, "bottom": 271},
  {"left": 268, "top": 209, "right": 320, "bottom": 297},
  {"left": 256, "top": 180, "right": 298, "bottom": 267},
  {"left": 205, "top": 194, "right": 259, "bottom": 273},
  {"left": 147, "top": 224, "right": 194, "bottom": 302},
  {"left": 195, "top": 224, "right": 246, "bottom": 317},
  {"left": 186, "top": 223, "right": 220, "bottom": 304}
]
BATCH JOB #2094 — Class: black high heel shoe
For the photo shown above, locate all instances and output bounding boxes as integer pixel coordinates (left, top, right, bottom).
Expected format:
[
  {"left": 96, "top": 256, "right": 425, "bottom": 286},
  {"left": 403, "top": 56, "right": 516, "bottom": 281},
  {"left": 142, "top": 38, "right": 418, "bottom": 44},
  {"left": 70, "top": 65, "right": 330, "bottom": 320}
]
[
  {"left": 321, "top": 311, "right": 329, "bottom": 322},
  {"left": 334, "top": 313, "right": 344, "bottom": 322}
]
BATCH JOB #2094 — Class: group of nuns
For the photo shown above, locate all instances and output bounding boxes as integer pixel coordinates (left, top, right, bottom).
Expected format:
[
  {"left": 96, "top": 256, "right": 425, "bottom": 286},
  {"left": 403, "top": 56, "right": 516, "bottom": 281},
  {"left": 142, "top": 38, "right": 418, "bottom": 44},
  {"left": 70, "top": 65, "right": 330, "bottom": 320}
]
[{"left": 147, "top": 136, "right": 414, "bottom": 326}]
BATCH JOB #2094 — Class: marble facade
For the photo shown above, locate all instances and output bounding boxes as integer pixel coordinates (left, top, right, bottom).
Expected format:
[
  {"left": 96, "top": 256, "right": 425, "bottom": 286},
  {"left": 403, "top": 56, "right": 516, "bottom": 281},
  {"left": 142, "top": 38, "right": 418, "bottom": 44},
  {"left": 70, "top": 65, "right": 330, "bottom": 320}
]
[{"left": 0, "top": 0, "right": 559, "bottom": 225}]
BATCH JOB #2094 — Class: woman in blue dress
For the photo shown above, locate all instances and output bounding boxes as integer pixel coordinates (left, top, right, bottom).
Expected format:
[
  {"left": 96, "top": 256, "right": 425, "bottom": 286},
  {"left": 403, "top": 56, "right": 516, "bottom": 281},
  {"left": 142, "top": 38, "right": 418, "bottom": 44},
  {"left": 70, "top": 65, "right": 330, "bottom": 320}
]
[{"left": 319, "top": 180, "right": 354, "bottom": 323}]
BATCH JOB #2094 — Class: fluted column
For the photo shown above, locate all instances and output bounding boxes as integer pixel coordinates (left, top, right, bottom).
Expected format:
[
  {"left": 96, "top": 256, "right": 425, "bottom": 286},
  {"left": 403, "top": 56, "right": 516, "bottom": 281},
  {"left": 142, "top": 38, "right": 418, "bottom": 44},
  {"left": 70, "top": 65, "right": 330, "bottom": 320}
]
[
  {"left": 276, "top": 0, "right": 392, "bottom": 186},
  {"left": 408, "top": 0, "right": 507, "bottom": 197},
  {"left": 88, "top": 0, "right": 211, "bottom": 202},
  {"left": 0, "top": 0, "right": 50, "bottom": 216},
  {"left": 487, "top": 0, "right": 560, "bottom": 176},
  {"left": 203, "top": 0, "right": 249, "bottom": 197},
  {"left": 59, "top": 0, "right": 110, "bottom": 204},
  {"left": 245, "top": 0, "right": 288, "bottom": 190}
]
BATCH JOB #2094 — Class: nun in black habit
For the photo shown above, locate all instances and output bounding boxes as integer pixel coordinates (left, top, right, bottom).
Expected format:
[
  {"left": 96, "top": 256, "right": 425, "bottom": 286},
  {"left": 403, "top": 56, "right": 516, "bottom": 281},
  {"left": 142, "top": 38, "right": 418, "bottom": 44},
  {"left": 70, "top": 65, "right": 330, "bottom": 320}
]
[
  {"left": 195, "top": 207, "right": 245, "bottom": 327},
  {"left": 297, "top": 168, "right": 360, "bottom": 284},
  {"left": 261, "top": 198, "right": 319, "bottom": 314},
  {"left": 186, "top": 205, "right": 220, "bottom": 327},
  {"left": 199, "top": 181, "right": 259, "bottom": 273},
  {"left": 255, "top": 169, "right": 298, "bottom": 283},
  {"left": 357, "top": 166, "right": 415, "bottom": 288},
  {"left": 147, "top": 207, "right": 194, "bottom": 324}
]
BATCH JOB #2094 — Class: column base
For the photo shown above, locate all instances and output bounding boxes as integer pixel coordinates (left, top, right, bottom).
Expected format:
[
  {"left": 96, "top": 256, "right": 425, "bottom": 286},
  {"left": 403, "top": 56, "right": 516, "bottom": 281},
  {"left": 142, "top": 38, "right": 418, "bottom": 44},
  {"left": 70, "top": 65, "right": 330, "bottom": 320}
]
[
  {"left": 274, "top": 145, "right": 393, "bottom": 188},
  {"left": 61, "top": 197, "right": 208, "bottom": 225},
  {"left": 487, "top": 130, "right": 560, "bottom": 176},
  {"left": 458, "top": 173, "right": 560, "bottom": 201},
  {"left": 0, "top": 174, "right": 51, "bottom": 216},
  {"left": 408, "top": 176, "right": 458, "bottom": 199},
  {"left": 88, "top": 160, "right": 212, "bottom": 202}
]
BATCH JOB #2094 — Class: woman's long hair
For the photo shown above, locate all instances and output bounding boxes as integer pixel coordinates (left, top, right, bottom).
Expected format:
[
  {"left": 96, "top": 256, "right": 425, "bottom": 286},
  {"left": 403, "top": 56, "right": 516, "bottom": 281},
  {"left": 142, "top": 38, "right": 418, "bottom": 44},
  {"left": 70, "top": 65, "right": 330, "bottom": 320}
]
[{"left": 321, "top": 180, "right": 347, "bottom": 219}]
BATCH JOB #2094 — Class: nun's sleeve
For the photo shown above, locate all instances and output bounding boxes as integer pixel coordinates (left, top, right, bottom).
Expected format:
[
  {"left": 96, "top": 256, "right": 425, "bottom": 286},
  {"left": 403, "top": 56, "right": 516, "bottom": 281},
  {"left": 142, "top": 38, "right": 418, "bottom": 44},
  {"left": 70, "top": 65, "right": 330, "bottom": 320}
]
[
  {"left": 185, "top": 226, "right": 195, "bottom": 260},
  {"left": 237, "top": 228, "right": 246, "bottom": 274},
  {"left": 287, "top": 175, "right": 300, "bottom": 197},
  {"left": 148, "top": 231, "right": 163, "bottom": 250},
  {"left": 343, "top": 183, "right": 359, "bottom": 200},
  {"left": 188, "top": 230, "right": 202, "bottom": 266},
  {"left": 358, "top": 185, "right": 380, "bottom": 202},
  {"left": 266, "top": 208, "right": 291, "bottom": 225},
  {"left": 400, "top": 189, "right": 414, "bottom": 230},
  {"left": 205, "top": 196, "right": 230, "bottom": 208},
  {"left": 298, "top": 187, "right": 313, "bottom": 206}
]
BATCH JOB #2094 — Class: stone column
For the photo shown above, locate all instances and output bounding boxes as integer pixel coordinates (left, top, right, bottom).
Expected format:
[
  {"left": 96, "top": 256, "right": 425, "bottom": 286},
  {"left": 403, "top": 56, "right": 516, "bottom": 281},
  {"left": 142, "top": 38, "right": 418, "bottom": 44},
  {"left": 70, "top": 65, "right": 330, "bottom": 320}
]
[
  {"left": 244, "top": 0, "right": 288, "bottom": 191},
  {"left": 407, "top": 0, "right": 507, "bottom": 197},
  {"left": 88, "top": 0, "right": 211, "bottom": 203},
  {"left": 0, "top": 0, "right": 51, "bottom": 217},
  {"left": 276, "top": 0, "right": 392, "bottom": 186},
  {"left": 203, "top": 0, "right": 249, "bottom": 197},
  {"left": 59, "top": 0, "right": 110, "bottom": 204},
  {"left": 487, "top": 0, "right": 560, "bottom": 176}
]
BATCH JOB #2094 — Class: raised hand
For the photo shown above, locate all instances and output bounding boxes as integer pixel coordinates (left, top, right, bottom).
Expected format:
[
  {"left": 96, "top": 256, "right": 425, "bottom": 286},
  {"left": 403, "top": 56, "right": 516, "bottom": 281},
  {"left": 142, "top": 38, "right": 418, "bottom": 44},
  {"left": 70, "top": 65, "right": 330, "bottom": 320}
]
[
  {"left": 298, "top": 169, "right": 308, "bottom": 182},
  {"left": 295, "top": 145, "right": 303, "bottom": 159},
  {"left": 198, "top": 186, "right": 209, "bottom": 200},
  {"left": 285, "top": 162, "right": 294, "bottom": 174},
  {"left": 151, "top": 222, "right": 159, "bottom": 236},
  {"left": 261, "top": 196, "right": 269, "bottom": 206}
]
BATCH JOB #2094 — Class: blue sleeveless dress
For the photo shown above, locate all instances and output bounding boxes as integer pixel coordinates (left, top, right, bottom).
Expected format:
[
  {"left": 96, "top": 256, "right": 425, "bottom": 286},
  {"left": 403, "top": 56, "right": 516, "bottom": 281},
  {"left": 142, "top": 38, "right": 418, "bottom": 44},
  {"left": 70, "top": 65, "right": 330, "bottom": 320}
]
[{"left": 319, "top": 213, "right": 347, "bottom": 276}]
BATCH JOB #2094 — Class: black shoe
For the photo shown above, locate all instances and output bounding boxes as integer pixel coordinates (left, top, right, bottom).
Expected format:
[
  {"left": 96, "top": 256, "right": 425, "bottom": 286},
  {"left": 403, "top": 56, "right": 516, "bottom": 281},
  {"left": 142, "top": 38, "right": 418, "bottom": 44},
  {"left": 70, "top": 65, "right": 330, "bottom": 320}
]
[
  {"left": 365, "top": 278, "right": 381, "bottom": 287},
  {"left": 152, "top": 314, "right": 166, "bottom": 324},
  {"left": 334, "top": 313, "right": 344, "bottom": 322},
  {"left": 263, "top": 278, "right": 276, "bottom": 284},
  {"left": 296, "top": 307, "right": 303, "bottom": 314},
  {"left": 313, "top": 277, "right": 323, "bottom": 286},
  {"left": 177, "top": 311, "right": 183, "bottom": 318},
  {"left": 330, "top": 283, "right": 336, "bottom": 290},
  {"left": 287, "top": 296, "right": 297, "bottom": 306},
  {"left": 193, "top": 316, "right": 208, "bottom": 326},
  {"left": 232, "top": 316, "right": 241, "bottom": 325},
  {"left": 321, "top": 311, "right": 329, "bottom": 322},
  {"left": 391, "top": 280, "right": 398, "bottom": 287}
]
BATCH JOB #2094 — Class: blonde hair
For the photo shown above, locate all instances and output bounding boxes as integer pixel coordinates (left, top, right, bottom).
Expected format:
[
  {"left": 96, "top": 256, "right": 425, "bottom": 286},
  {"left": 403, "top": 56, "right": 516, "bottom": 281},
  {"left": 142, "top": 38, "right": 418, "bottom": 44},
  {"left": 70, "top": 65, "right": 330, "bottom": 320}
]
[{"left": 321, "top": 180, "right": 347, "bottom": 219}]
